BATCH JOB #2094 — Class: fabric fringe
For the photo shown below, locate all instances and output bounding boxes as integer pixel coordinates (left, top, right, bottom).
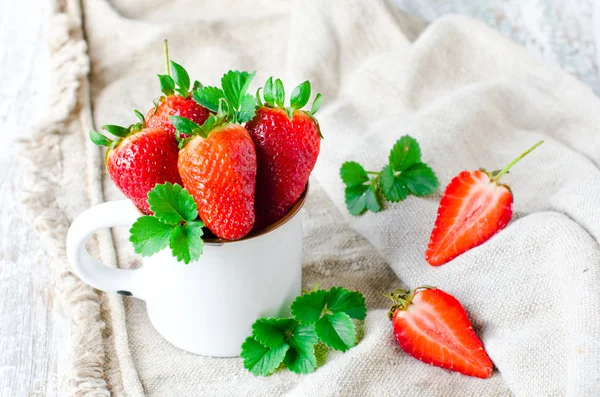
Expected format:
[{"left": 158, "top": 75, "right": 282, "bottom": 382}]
[{"left": 17, "top": 0, "right": 112, "bottom": 395}]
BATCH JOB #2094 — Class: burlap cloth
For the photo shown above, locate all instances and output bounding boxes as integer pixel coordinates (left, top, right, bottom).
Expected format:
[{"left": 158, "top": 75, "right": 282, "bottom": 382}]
[{"left": 20, "top": 0, "right": 600, "bottom": 395}]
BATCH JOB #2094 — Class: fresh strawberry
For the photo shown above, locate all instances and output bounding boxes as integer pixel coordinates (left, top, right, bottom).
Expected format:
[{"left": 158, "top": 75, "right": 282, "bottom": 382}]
[
  {"left": 89, "top": 111, "right": 182, "bottom": 214},
  {"left": 146, "top": 94, "right": 211, "bottom": 137},
  {"left": 247, "top": 78, "right": 323, "bottom": 230},
  {"left": 178, "top": 123, "right": 256, "bottom": 240},
  {"left": 426, "top": 141, "right": 544, "bottom": 266},
  {"left": 145, "top": 40, "right": 211, "bottom": 137},
  {"left": 385, "top": 286, "right": 493, "bottom": 378},
  {"left": 172, "top": 70, "right": 259, "bottom": 240}
]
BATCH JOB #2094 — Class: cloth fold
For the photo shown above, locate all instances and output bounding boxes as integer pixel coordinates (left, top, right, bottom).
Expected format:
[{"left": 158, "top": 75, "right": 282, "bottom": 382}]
[{"left": 20, "top": 0, "right": 600, "bottom": 395}]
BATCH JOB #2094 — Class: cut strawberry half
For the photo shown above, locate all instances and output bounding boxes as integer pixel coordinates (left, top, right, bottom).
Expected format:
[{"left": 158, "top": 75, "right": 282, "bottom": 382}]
[
  {"left": 426, "top": 141, "right": 544, "bottom": 266},
  {"left": 385, "top": 287, "right": 493, "bottom": 378}
]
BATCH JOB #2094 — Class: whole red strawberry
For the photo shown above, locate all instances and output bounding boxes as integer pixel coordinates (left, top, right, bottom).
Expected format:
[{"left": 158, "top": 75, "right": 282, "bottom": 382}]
[
  {"left": 173, "top": 70, "right": 259, "bottom": 240},
  {"left": 145, "top": 40, "right": 211, "bottom": 137},
  {"left": 385, "top": 286, "right": 493, "bottom": 378},
  {"left": 89, "top": 111, "right": 182, "bottom": 214},
  {"left": 246, "top": 78, "right": 323, "bottom": 230},
  {"left": 178, "top": 124, "right": 256, "bottom": 240},
  {"left": 146, "top": 95, "right": 211, "bottom": 137},
  {"left": 426, "top": 141, "right": 543, "bottom": 266}
]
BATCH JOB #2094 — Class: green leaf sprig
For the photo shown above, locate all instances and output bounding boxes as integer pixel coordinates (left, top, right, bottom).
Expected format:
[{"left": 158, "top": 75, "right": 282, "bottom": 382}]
[
  {"left": 340, "top": 135, "right": 439, "bottom": 215},
  {"left": 241, "top": 286, "right": 366, "bottom": 376},
  {"left": 89, "top": 110, "right": 146, "bottom": 164},
  {"left": 192, "top": 70, "right": 257, "bottom": 124},
  {"left": 157, "top": 39, "right": 194, "bottom": 98},
  {"left": 169, "top": 70, "right": 258, "bottom": 148},
  {"left": 256, "top": 77, "right": 323, "bottom": 136},
  {"left": 129, "top": 182, "right": 204, "bottom": 264}
]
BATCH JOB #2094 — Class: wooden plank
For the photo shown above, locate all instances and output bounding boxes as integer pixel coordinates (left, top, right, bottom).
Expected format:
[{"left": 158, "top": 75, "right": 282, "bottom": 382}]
[{"left": 0, "top": 1, "right": 66, "bottom": 396}]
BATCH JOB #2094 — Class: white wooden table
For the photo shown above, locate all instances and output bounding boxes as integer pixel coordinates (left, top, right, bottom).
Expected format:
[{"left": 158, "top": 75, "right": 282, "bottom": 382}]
[{"left": 0, "top": 1, "right": 67, "bottom": 396}]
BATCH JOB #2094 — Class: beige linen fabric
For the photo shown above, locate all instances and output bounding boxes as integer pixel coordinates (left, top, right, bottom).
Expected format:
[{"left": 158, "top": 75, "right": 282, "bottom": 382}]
[{"left": 21, "top": 0, "right": 600, "bottom": 395}]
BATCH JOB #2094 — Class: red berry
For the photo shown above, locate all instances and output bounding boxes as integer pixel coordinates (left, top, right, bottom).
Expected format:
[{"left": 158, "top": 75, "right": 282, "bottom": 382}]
[
  {"left": 146, "top": 95, "right": 211, "bottom": 137},
  {"left": 426, "top": 170, "right": 513, "bottom": 266},
  {"left": 106, "top": 128, "right": 182, "bottom": 214},
  {"left": 178, "top": 124, "right": 257, "bottom": 240},
  {"left": 245, "top": 107, "right": 320, "bottom": 230},
  {"left": 388, "top": 287, "right": 493, "bottom": 378},
  {"left": 426, "top": 141, "right": 544, "bottom": 266}
]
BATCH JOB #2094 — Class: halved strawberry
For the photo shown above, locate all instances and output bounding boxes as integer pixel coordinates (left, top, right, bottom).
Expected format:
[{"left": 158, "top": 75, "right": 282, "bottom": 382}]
[
  {"left": 426, "top": 141, "right": 544, "bottom": 266},
  {"left": 385, "top": 286, "right": 493, "bottom": 378}
]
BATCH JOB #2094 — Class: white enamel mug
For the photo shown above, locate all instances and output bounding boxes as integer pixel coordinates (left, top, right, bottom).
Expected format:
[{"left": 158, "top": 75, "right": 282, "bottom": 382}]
[{"left": 66, "top": 187, "right": 307, "bottom": 357}]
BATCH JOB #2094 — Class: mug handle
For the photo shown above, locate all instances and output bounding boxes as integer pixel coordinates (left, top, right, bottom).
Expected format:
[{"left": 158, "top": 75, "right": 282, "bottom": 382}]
[{"left": 66, "top": 199, "right": 146, "bottom": 299}]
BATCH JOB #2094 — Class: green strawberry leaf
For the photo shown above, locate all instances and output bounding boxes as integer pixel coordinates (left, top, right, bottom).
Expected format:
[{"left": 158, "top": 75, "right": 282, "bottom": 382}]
[
  {"left": 311, "top": 93, "right": 323, "bottom": 115},
  {"left": 221, "top": 70, "right": 256, "bottom": 110},
  {"left": 241, "top": 337, "right": 289, "bottom": 376},
  {"left": 274, "top": 78, "right": 285, "bottom": 108},
  {"left": 344, "top": 183, "right": 381, "bottom": 216},
  {"left": 169, "top": 115, "right": 201, "bottom": 136},
  {"left": 285, "top": 107, "right": 294, "bottom": 121},
  {"left": 314, "top": 312, "right": 356, "bottom": 352},
  {"left": 200, "top": 114, "right": 216, "bottom": 136},
  {"left": 263, "top": 77, "right": 275, "bottom": 106},
  {"left": 175, "top": 87, "right": 188, "bottom": 97},
  {"left": 380, "top": 164, "right": 409, "bottom": 202},
  {"left": 285, "top": 325, "right": 318, "bottom": 374},
  {"left": 158, "top": 74, "right": 175, "bottom": 96},
  {"left": 147, "top": 183, "right": 198, "bottom": 225},
  {"left": 255, "top": 87, "right": 263, "bottom": 107},
  {"left": 325, "top": 287, "right": 367, "bottom": 320},
  {"left": 169, "top": 221, "right": 204, "bottom": 264},
  {"left": 389, "top": 135, "right": 421, "bottom": 171},
  {"left": 89, "top": 130, "right": 112, "bottom": 147},
  {"left": 129, "top": 216, "right": 173, "bottom": 256},
  {"left": 237, "top": 94, "right": 257, "bottom": 123},
  {"left": 192, "top": 80, "right": 203, "bottom": 92},
  {"left": 129, "top": 183, "right": 205, "bottom": 264},
  {"left": 102, "top": 124, "right": 129, "bottom": 138},
  {"left": 344, "top": 185, "right": 368, "bottom": 216},
  {"left": 290, "top": 289, "right": 327, "bottom": 325},
  {"left": 340, "top": 136, "right": 437, "bottom": 216},
  {"left": 284, "top": 345, "right": 316, "bottom": 374},
  {"left": 289, "top": 324, "right": 318, "bottom": 353},
  {"left": 252, "top": 318, "right": 298, "bottom": 348},
  {"left": 290, "top": 81, "right": 311, "bottom": 110},
  {"left": 340, "top": 161, "right": 369, "bottom": 188},
  {"left": 133, "top": 109, "right": 145, "bottom": 125},
  {"left": 400, "top": 162, "right": 439, "bottom": 196},
  {"left": 193, "top": 86, "right": 225, "bottom": 113},
  {"left": 170, "top": 61, "right": 190, "bottom": 97},
  {"left": 240, "top": 287, "right": 365, "bottom": 376}
]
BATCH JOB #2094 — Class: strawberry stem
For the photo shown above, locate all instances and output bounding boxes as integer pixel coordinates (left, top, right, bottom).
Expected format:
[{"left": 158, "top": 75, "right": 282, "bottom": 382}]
[
  {"left": 366, "top": 171, "right": 380, "bottom": 175},
  {"left": 164, "top": 39, "right": 171, "bottom": 77},
  {"left": 491, "top": 140, "right": 544, "bottom": 183}
]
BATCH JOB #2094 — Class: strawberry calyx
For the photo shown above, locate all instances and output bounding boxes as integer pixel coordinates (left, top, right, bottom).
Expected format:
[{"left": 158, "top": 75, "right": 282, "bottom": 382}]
[
  {"left": 480, "top": 140, "right": 544, "bottom": 189},
  {"left": 169, "top": 101, "right": 228, "bottom": 148},
  {"left": 256, "top": 77, "right": 324, "bottom": 138},
  {"left": 89, "top": 109, "right": 146, "bottom": 149},
  {"left": 89, "top": 110, "right": 147, "bottom": 164},
  {"left": 172, "top": 69, "right": 259, "bottom": 148},
  {"left": 153, "top": 39, "right": 199, "bottom": 113},
  {"left": 382, "top": 286, "right": 436, "bottom": 320}
]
